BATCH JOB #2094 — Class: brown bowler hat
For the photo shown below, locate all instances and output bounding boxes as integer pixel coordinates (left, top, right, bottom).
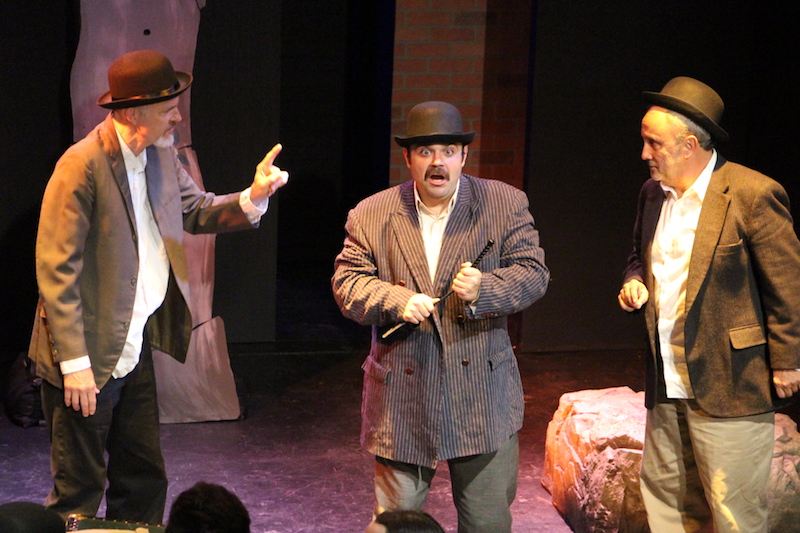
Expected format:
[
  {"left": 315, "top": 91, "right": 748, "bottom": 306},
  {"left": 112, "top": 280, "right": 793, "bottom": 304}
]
[
  {"left": 395, "top": 101, "right": 475, "bottom": 148},
  {"left": 643, "top": 76, "right": 728, "bottom": 143},
  {"left": 97, "top": 50, "right": 193, "bottom": 109}
]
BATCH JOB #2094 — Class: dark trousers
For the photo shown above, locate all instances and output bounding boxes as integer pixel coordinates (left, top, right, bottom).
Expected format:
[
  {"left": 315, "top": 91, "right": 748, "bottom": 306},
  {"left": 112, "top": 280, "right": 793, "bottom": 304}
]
[{"left": 41, "top": 343, "right": 167, "bottom": 524}]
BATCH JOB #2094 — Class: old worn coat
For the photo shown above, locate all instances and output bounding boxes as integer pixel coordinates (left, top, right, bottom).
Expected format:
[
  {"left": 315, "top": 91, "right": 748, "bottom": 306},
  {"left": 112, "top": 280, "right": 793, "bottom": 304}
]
[
  {"left": 29, "top": 114, "right": 255, "bottom": 390},
  {"left": 623, "top": 156, "right": 800, "bottom": 417},
  {"left": 333, "top": 174, "right": 549, "bottom": 468}
]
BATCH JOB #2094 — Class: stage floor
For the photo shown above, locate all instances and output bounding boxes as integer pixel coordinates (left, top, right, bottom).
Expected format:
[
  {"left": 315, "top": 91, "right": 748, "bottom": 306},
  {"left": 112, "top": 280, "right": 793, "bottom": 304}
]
[{"left": 0, "top": 349, "right": 647, "bottom": 532}]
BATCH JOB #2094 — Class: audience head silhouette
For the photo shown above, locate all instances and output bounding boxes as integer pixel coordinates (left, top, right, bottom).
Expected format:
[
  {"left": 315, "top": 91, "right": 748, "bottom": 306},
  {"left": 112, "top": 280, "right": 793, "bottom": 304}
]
[{"left": 165, "top": 482, "right": 250, "bottom": 533}]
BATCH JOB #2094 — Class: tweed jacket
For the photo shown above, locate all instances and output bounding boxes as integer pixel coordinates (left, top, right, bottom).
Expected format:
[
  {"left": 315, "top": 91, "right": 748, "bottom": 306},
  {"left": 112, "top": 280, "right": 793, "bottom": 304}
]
[
  {"left": 623, "top": 156, "right": 800, "bottom": 417},
  {"left": 332, "top": 174, "right": 549, "bottom": 468},
  {"left": 29, "top": 114, "right": 255, "bottom": 390}
]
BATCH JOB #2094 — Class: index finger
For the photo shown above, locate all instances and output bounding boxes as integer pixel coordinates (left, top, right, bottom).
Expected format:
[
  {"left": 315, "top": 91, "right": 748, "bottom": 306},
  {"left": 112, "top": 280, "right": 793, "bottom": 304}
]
[{"left": 260, "top": 143, "right": 283, "bottom": 168}]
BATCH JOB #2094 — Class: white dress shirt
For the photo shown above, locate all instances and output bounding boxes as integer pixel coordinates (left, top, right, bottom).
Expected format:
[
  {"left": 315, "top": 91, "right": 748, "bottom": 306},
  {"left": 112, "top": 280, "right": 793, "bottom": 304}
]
[
  {"left": 651, "top": 150, "right": 717, "bottom": 398},
  {"left": 415, "top": 180, "right": 460, "bottom": 283}
]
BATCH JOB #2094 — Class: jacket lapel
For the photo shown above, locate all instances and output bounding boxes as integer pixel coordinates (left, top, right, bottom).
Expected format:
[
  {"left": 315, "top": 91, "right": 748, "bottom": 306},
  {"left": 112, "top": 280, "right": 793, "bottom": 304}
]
[
  {"left": 686, "top": 162, "right": 730, "bottom": 311},
  {"left": 101, "top": 115, "right": 137, "bottom": 238},
  {"left": 390, "top": 181, "right": 436, "bottom": 296},
  {"left": 434, "top": 175, "right": 477, "bottom": 295}
]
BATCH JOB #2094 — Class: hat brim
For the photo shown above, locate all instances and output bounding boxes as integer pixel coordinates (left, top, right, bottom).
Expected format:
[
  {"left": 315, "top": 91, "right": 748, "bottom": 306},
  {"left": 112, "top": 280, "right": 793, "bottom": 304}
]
[
  {"left": 394, "top": 132, "right": 475, "bottom": 148},
  {"left": 97, "top": 72, "right": 193, "bottom": 109},
  {"left": 643, "top": 91, "right": 729, "bottom": 143}
]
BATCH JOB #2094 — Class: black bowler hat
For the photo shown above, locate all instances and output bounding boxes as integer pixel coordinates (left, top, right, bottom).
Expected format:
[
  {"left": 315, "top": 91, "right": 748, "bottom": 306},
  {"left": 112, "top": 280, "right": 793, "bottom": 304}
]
[
  {"left": 97, "top": 50, "right": 193, "bottom": 109},
  {"left": 644, "top": 76, "right": 728, "bottom": 143},
  {"left": 395, "top": 101, "right": 475, "bottom": 148}
]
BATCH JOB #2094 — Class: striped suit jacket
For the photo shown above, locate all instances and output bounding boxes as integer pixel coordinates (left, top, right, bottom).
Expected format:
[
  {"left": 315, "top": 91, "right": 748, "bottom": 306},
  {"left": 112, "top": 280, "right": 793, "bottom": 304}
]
[{"left": 332, "top": 174, "right": 549, "bottom": 467}]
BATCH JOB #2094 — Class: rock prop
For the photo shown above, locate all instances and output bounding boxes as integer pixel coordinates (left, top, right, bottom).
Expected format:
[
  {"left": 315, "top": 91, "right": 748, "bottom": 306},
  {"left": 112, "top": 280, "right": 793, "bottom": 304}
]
[{"left": 542, "top": 386, "right": 800, "bottom": 533}]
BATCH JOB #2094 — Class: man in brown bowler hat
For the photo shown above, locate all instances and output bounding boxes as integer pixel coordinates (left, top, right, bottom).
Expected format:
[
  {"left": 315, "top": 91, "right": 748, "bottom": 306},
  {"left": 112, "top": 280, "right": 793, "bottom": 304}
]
[
  {"left": 333, "top": 101, "right": 549, "bottom": 532},
  {"left": 619, "top": 76, "right": 800, "bottom": 532},
  {"left": 29, "top": 49, "right": 288, "bottom": 523}
]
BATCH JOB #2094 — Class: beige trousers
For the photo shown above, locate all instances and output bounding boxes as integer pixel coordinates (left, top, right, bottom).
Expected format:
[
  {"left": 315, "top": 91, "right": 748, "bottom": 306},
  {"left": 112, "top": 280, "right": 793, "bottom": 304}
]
[{"left": 640, "top": 400, "right": 774, "bottom": 533}]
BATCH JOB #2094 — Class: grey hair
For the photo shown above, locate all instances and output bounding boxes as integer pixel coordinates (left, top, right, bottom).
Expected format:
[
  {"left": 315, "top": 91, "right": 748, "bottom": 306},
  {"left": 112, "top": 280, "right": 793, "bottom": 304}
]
[{"left": 666, "top": 109, "right": 714, "bottom": 150}]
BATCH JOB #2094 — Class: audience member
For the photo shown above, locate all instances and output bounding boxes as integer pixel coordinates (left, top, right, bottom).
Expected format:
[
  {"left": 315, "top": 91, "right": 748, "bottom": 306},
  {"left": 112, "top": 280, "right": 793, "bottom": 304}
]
[
  {"left": 165, "top": 482, "right": 250, "bottom": 533},
  {"left": 0, "top": 501, "right": 64, "bottom": 533}
]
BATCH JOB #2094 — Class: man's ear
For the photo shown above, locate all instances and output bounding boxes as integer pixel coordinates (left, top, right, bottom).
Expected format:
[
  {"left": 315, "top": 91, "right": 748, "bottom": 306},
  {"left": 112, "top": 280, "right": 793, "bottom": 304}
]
[
  {"left": 403, "top": 147, "right": 411, "bottom": 168},
  {"left": 684, "top": 134, "right": 698, "bottom": 156},
  {"left": 118, "top": 106, "right": 138, "bottom": 126},
  {"left": 462, "top": 145, "right": 469, "bottom": 165}
]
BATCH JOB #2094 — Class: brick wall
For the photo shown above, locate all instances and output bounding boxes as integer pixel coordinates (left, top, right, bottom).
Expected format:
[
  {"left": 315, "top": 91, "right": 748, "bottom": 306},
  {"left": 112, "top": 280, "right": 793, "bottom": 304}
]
[
  {"left": 390, "top": 0, "right": 488, "bottom": 184},
  {"left": 390, "top": 0, "right": 531, "bottom": 191}
]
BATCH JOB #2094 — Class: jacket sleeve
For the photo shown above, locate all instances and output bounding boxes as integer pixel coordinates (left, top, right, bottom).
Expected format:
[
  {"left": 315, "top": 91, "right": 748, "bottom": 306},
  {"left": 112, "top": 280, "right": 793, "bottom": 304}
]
[
  {"left": 622, "top": 181, "right": 653, "bottom": 285},
  {"left": 332, "top": 210, "right": 416, "bottom": 326},
  {"left": 35, "top": 150, "right": 95, "bottom": 362},
  {"left": 746, "top": 178, "right": 800, "bottom": 370}
]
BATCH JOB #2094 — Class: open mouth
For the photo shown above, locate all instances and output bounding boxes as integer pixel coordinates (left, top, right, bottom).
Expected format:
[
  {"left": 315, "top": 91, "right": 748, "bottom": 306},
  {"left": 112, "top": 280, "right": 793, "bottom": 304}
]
[{"left": 426, "top": 168, "right": 448, "bottom": 184}]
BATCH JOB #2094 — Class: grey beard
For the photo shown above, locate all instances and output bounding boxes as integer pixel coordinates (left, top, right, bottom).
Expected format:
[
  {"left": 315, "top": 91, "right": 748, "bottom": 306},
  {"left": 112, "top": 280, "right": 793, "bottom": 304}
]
[{"left": 154, "top": 132, "right": 175, "bottom": 149}]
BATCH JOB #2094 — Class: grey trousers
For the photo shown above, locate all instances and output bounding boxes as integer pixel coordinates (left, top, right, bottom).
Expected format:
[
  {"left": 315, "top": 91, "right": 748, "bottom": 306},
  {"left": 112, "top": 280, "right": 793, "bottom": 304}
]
[
  {"left": 374, "top": 433, "right": 519, "bottom": 533},
  {"left": 640, "top": 401, "right": 773, "bottom": 533}
]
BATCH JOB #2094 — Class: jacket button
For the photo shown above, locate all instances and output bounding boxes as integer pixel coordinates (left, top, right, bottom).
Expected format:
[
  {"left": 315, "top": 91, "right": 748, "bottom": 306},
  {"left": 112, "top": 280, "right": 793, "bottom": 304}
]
[
  {"left": 405, "top": 367, "right": 414, "bottom": 375},
  {"left": 130, "top": 278, "right": 137, "bottom": 286},
  {"left": 398, "top": 280, "right": 406, "bottom": 287},
  {"left": 461, "top": 359, "right": 470, "bottom": 366},
  {"left": 456, "top": 314, "right": 465, "bottom": 323}
]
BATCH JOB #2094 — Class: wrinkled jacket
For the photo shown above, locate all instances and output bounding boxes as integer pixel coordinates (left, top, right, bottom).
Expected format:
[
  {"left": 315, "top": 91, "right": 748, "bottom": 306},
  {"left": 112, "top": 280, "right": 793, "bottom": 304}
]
[{"left": 30, "top": 114, "right": 254, "bottom": 389}]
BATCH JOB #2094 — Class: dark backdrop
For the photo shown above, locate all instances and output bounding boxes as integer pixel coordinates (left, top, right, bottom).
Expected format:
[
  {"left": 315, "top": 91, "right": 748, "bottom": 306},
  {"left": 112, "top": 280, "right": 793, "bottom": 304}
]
[
  {"left": 522, "top": 1, "right": 800, "bottom": 351},
  {"left": 2, "top": 1, "right": 799, "bottom": 363}
]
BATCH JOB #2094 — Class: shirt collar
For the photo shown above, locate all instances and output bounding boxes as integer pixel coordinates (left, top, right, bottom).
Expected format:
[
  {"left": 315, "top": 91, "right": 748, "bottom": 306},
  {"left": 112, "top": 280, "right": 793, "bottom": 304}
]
[
  {"left": 414, "top": 175, "right": 461, "bottom": 217},
  {"left": 660, "top": 149, "right": 717, "bottom": 202},
  {"left": 113, "top": 120, "right": 147, "bottom": 175}
]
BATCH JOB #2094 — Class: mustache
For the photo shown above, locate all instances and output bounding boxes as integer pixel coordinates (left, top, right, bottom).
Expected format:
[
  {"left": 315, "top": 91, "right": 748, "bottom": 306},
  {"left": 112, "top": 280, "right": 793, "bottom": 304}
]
[{"left": 425, "top": 166, "right": 448, "bottom": 179}]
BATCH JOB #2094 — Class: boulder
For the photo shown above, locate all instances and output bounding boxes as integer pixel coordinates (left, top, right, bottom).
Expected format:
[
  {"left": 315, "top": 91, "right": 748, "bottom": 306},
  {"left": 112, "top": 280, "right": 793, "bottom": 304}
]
[{"left": 542, "top": 387, "right": 800, "bottom": 532}]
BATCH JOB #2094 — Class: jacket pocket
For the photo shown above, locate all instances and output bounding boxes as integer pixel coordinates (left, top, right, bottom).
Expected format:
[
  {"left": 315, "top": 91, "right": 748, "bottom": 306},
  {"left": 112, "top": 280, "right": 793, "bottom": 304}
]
[
  {"left": 488, "top": 346, "right": 514, "bottom": 371},
  {"left": 715, "top": 239, "right": 744, "bottom": 256},
  {"left": 729, "top": 324, "right": 766, "bottom": 350},
  {"left": 362, "top": 355, "right": 391, "bottom": 384}
]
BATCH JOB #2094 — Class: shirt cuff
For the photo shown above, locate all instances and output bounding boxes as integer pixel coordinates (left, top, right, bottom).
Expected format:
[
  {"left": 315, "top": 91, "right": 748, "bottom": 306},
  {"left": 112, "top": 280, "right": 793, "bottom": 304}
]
[
  {"left": 239, "top": 187, "right": 269, "bottom": 225},
  {"left": 60, "top": 355, "right": 91, "bottom": 375}
]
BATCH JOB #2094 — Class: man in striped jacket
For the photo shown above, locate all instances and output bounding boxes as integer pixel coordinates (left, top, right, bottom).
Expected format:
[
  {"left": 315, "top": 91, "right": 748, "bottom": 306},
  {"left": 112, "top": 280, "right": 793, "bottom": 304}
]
[{"left": 333, "top": 101, "right": 549, "bottom": 532}]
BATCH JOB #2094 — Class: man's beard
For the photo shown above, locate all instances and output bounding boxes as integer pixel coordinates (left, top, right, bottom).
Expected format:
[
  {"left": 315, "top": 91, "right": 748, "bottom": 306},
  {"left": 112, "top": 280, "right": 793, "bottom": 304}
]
[{"left": 153, "top": 131, "right": 175, "bottom": 148}]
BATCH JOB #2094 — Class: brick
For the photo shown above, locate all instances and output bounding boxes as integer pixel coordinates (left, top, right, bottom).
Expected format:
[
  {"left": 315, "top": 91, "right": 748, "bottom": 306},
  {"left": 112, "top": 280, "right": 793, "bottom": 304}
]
[
  {"left": 407, "top": 11, "right": 453, "bottom": 27},
  {"left": 405, "top": 73, "right": 451, "bottom": 88},
  {"left": 406, "top": 42, "right": 451, "bottom": 58},
  {"left": 450, "top": 41, "right": 486, "bottom": 58},
  {"left": 394, "top": 57, "right": 430, "bottom": 74},
  {"left": 434, "top": 0, "right": 480, "bottom": 9},
  {"left": 426, "top": 88, "right": 473, "bottom": 105},
  {"left": 431, "top": 27, "right": 476, "bottom": 42},
  {"left": 429, "top": 57, "right": 479, "bottom": 74},
  {"left": 392, "top": 89, "right": 429, "bottom": 105},
  {"left": 452, "top": 73, "right": 484, "bottom": 88},
  {"left": 480, "top": 149, "right": 515, "bottom": 165},
  {"left": 395, "top": 26, "right": 432, "bottom": 43},
  {"left": 454, "top": 10, "right": 486, "bottom": 27}
]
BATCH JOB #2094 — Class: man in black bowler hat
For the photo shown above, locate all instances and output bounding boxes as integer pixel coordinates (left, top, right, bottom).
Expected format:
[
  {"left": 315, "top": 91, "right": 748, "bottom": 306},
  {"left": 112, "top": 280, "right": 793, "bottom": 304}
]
[
  {"left": 29, "top": 49, "right": 288, "bottom": 523},
  {"left": 619, "top": 76, "right": 800, "bottom": 532},
  {"left": 333, "top": 101, "right": 549, "bottom": 532}
]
